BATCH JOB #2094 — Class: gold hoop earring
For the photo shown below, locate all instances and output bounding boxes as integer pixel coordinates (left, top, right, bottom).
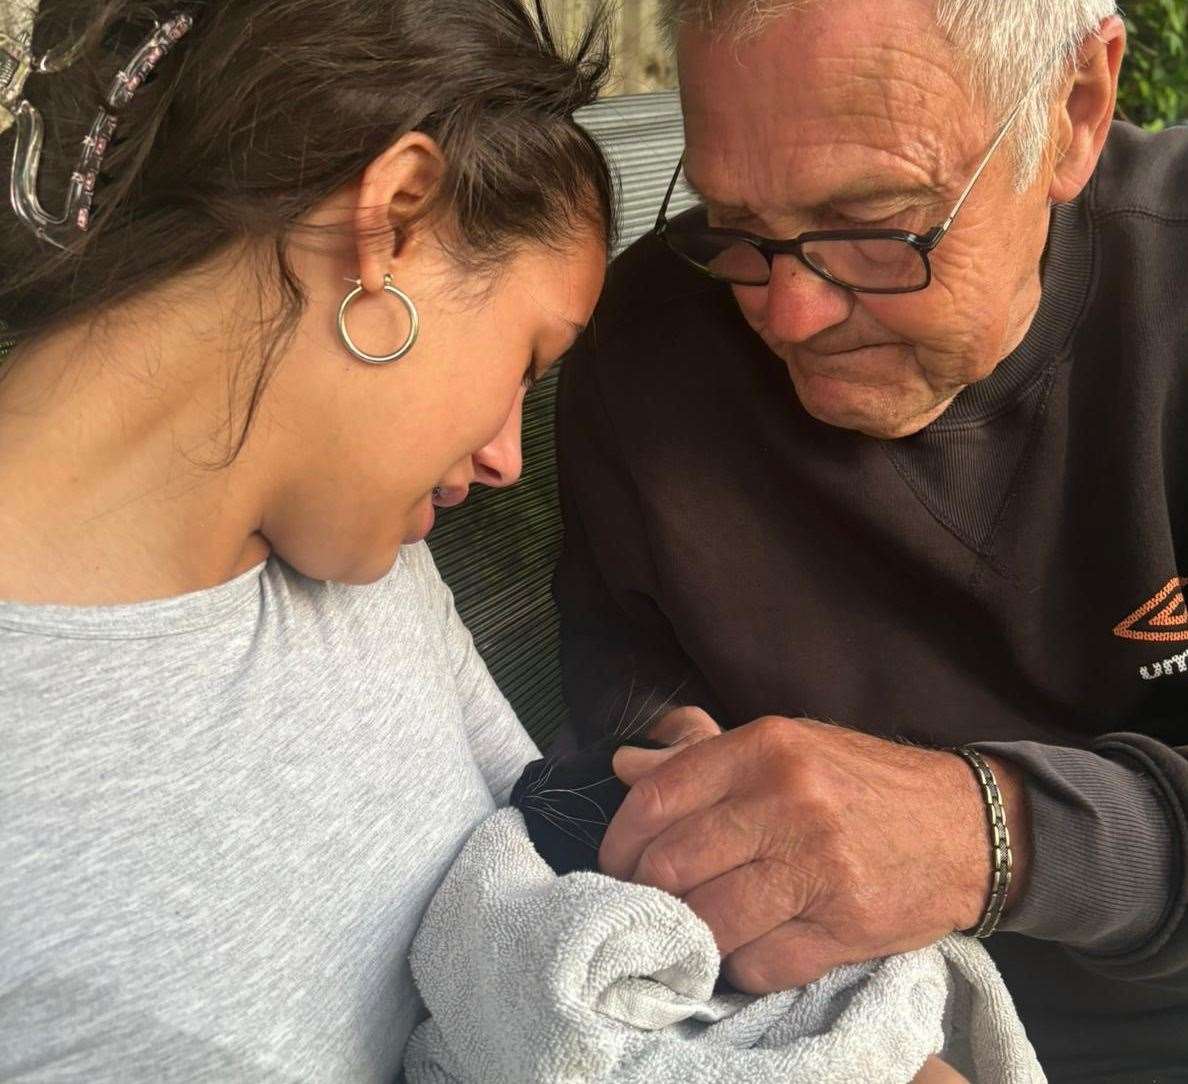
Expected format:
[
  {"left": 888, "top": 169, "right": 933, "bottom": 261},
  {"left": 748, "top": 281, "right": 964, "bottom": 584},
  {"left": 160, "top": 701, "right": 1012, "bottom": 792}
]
[{"left": 337, "top": 274, "right": 420, "bottom": 365}]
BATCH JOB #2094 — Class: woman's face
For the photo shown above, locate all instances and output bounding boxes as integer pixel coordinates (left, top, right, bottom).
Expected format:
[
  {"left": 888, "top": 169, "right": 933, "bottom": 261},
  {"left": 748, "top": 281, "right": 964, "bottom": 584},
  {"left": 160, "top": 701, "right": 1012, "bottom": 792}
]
[{"left": 257, "top": 228, "right": 606, "bottom": 584}]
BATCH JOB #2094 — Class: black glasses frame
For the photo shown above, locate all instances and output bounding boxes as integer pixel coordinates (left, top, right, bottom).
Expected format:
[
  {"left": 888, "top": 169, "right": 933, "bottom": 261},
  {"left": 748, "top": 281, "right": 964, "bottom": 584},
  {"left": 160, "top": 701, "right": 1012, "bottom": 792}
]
[{"left": 652, "top": 86, "right": 1031, "bottom": 295}]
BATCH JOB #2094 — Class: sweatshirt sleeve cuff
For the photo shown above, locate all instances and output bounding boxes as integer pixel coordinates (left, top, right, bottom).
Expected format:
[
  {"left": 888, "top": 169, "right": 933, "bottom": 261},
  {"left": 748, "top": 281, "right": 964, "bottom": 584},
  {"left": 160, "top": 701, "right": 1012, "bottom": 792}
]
[{"left": 972, "top": 738, "right": 1180, "bottom": 953}]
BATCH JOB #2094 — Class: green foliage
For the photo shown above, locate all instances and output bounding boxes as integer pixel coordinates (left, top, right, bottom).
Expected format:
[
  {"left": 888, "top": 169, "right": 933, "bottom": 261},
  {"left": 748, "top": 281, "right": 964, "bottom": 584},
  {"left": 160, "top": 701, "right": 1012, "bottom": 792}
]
[{"left": 1117, "top": 0, "right": 1188, "bottom": 130}]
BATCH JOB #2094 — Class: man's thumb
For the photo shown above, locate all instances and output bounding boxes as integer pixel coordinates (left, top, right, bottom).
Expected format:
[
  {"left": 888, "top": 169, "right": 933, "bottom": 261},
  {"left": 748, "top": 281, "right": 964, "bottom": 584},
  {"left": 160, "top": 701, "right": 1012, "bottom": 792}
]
[{"left": 612, "top": 706, "right": 721, "bottom": 785}]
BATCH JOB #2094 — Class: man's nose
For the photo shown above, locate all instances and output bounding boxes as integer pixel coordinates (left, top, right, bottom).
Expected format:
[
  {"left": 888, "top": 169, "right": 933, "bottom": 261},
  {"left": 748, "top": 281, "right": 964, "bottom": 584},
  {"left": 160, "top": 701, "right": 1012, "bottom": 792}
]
[
  {"left": 762, "top": 253, "right": 854, "bottom": 344},
  {"left": 472, "top": 395, "right": 524, "bottom": 489}
]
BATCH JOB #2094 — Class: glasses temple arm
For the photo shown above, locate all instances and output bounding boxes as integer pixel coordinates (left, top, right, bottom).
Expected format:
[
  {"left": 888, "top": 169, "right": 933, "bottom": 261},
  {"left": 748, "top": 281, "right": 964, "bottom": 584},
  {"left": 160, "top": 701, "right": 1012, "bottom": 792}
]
[
  {"left": 655, "top": 152, "right": 687, "bottom": 230},
  {"left": 937, "top": 94, "right": 1030, "bottom": 236}
]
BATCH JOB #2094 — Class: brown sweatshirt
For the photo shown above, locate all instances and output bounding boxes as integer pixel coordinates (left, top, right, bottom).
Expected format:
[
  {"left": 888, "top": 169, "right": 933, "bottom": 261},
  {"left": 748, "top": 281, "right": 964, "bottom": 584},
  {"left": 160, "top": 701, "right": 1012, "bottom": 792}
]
[{"left": 554, "top": 121, "right": 1188, "bottom": 1082}]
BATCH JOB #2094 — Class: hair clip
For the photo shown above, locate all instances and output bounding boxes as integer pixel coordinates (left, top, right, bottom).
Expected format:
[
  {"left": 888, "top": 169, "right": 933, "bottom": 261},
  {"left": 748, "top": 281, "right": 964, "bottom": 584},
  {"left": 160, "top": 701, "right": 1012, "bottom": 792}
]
[
  {"left": 3, "top": 2, "right": 91, "bottom": 136},
  {"left": 2, "top": 12, "right": 38, "bottom": 139},
  {"left": 6, "top": 11, "right": 193, "bottom": 250}
]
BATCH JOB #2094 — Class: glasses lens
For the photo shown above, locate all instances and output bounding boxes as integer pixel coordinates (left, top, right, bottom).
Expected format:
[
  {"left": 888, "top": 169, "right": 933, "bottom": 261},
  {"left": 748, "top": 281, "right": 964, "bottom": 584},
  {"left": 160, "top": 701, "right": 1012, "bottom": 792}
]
[
  {"left": 664, "top": 230, "right": 770, "bottom": 285},
  {"left": 799, "top": 237, "right": 928, "bottom": 292}
]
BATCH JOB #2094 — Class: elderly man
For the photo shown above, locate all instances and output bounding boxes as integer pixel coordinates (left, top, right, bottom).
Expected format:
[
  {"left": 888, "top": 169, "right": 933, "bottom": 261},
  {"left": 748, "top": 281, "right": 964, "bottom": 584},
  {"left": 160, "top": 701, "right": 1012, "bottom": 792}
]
[{"left": 554, "top": 0, "right": 1187, "bottom": 1079}]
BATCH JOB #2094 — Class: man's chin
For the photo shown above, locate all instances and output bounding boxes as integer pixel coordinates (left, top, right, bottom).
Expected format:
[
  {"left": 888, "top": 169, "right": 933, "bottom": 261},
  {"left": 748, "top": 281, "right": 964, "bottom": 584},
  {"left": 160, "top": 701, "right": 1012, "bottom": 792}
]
[{"left": 791, "top": 374, "right": 956, "bottom": 439}]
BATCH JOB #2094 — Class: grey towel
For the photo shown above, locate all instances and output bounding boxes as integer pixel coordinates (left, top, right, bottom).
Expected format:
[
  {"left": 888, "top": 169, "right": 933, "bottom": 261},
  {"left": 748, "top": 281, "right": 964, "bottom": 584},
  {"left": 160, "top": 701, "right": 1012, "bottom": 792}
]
[{"left": 404, "top": 808, "right": 1045, "bottom": 1083}]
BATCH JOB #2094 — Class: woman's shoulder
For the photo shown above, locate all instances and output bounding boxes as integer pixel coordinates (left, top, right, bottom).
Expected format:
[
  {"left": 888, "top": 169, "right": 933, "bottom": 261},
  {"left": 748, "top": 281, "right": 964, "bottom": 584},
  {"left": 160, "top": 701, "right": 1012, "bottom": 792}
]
[{"left": 386, "top": 540, "right": 444, "bottom": 588}]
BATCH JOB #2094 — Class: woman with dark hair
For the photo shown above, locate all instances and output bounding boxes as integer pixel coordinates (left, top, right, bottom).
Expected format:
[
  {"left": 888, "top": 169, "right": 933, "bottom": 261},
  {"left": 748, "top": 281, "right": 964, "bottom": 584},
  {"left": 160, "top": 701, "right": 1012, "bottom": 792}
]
[{"left": 0, "top": 0, "right": 611, "bottom": 1077}]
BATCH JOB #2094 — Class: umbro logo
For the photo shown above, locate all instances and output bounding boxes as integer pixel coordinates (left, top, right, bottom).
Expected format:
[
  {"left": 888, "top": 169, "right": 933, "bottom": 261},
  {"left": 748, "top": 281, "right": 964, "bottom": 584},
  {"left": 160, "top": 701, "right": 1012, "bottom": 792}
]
[
  {"left": 1115, "top": 577, "right": 1188, "bottom": 681},
  {"left": 1115, "top": 577, "right": 1188, "bottom": 643}
]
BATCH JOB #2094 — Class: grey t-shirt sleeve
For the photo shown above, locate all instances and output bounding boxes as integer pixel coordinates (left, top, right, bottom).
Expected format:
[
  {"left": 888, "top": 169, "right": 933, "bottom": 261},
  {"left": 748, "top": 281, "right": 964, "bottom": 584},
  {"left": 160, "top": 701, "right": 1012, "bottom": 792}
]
[{"left": 413, "top": 544, "right": 538, "bottom": 804}]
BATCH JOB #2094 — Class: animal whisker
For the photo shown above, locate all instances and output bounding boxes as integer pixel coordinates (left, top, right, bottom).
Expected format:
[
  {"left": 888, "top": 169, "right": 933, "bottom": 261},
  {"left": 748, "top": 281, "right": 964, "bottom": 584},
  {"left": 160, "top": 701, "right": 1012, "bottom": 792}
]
[
  {"left": 533, "top": 755, "right": 561, "bottom": 792},
  {"left": 523, "top": 794, "right": 609, "bottom": 829},
  {"left": 618, "top": 676, "right": 690, "bottom": 746},
  {"left": 610, "top": 673, "right": 638, "bottom": 740},
  {"left": 523, "top": 801, "right": 602, "bottom": 851},
  {"left": 529, "top": 785, "right": 610, "bottom": 822},
  {"left": 527, "top": 773, "right": 617, "bottom": 799},
  {"left": 524, "top": 794, "right": 603, "bottom": 839}
]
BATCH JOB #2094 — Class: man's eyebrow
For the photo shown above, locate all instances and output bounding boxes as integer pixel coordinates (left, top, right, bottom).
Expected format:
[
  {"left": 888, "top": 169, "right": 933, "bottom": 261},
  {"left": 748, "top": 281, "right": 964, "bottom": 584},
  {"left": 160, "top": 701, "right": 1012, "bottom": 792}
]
[
  {"left": 827, "top": 181, "right": 941, "bottom": 207},
  {"left": 685, "top": 173, "right": 940, "bottom": 216}
]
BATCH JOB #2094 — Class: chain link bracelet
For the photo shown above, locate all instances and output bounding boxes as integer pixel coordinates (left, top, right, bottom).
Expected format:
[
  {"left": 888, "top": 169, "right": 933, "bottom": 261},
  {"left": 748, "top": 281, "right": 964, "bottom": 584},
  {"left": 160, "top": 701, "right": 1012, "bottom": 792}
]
[{"left": 953, "top": 746, "right": 1013, "bottom": 939}]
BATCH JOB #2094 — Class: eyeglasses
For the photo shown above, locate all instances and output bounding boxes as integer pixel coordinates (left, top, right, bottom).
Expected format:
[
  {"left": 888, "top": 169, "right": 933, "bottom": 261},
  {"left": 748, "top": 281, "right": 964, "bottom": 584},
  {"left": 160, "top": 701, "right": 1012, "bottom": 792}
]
[{"left": 653, "top": 92, "right": 1031, "bottom": 295}]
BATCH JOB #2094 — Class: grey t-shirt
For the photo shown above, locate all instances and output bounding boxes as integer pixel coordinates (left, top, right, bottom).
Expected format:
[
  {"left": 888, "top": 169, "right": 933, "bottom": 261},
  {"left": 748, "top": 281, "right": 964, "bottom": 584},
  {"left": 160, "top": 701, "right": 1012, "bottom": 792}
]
[{"left": 0, "top": 542, "right": 538, "bottom": 1081}]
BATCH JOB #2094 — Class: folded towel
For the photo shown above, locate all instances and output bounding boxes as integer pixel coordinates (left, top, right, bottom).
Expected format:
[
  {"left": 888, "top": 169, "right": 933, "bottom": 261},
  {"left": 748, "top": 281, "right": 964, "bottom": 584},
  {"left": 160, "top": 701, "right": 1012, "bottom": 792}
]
[{"left": 404, "top": 807, "right": 1044, "bottom": 1084}]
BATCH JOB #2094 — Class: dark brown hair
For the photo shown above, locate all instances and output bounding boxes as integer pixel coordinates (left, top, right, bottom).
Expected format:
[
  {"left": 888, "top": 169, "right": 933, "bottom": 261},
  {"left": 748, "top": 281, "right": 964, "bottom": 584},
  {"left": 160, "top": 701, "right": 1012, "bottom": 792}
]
[{"left": 0, "top": 0, "right": 615, "bottom": 449}]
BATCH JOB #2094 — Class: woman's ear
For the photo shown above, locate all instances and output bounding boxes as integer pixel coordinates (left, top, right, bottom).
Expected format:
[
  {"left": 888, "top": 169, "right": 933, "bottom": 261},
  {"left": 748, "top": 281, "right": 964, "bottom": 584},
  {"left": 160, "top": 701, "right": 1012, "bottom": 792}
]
[
  {"left": 355, "top": 132, "right": 447, "bottom": 293},
  {"left": 1048, "top": 15, "right": 1126, "bottom": 206}
]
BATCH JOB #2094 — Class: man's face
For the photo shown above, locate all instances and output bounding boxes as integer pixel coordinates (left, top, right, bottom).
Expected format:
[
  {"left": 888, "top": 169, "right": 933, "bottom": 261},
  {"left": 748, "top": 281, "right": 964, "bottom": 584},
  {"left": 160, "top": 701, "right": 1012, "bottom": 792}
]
[{"left": 678, "top": 0, "right": 1056, "bottom": 438}]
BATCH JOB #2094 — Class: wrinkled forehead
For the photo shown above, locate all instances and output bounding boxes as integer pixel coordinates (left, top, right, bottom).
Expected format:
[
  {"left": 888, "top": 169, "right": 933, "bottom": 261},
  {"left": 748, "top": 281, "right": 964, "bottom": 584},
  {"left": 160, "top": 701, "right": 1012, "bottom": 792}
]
[{"left": 677, "top": 0, "right": 984, "bottom": 211}]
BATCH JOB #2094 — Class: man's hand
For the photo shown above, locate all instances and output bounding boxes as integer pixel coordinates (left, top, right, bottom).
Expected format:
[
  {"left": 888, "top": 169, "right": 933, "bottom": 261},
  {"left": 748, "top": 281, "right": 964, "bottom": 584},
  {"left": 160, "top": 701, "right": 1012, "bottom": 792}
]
[{"left": 601, "top": 712, "right": 1031, "bottom": 995}]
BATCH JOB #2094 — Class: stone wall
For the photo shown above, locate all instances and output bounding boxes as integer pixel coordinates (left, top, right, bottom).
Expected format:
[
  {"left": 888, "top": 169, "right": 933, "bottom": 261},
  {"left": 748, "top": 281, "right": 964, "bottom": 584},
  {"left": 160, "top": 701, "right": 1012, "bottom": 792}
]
[{"left": 543, "top": 0, "right": 677, "bottom": 95}]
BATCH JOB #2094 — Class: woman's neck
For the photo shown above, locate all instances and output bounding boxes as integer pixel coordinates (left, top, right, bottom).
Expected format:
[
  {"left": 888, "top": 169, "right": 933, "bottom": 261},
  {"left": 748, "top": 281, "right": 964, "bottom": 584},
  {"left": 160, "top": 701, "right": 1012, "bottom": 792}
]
[{"left": 0, "top": 279, "right": 274, "bottom": 606}]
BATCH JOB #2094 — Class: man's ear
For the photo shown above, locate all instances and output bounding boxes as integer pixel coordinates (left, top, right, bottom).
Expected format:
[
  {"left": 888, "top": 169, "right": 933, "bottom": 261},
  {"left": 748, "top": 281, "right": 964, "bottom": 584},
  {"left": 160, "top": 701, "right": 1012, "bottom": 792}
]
[
  {"left": 1049, "top": 15, "right": 1126, "bottom": 205},
  {"left": 355, "top": 132, "right": 447, "bottom": 293}
]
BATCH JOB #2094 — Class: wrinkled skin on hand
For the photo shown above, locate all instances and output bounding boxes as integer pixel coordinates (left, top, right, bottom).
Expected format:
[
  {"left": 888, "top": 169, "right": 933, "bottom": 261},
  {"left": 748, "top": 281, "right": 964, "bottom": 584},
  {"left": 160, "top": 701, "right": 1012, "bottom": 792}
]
[{"left": 601, "top": 708, "right": 1030, "bottom": 996}]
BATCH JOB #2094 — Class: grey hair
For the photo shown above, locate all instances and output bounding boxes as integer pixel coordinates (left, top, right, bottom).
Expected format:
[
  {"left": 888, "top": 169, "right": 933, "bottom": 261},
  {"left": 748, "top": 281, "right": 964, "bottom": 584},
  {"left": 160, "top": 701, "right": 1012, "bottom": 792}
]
[{"left": 660, "top": 0, "right": 1119, "bottom": 187}]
